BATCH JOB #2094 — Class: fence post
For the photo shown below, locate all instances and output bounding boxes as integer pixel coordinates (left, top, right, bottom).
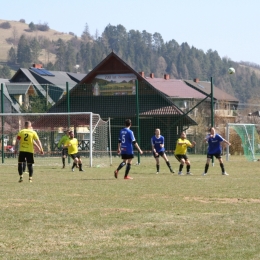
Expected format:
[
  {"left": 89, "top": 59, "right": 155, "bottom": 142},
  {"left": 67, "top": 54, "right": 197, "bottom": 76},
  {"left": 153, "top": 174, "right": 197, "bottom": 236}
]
[
  {"left": 66, "top": 82, "right": 70, "bottom": 126},
  {"left": 1, "top": 83, "right": 4, "bottom": 163},
  {"left": 211, "top": 77, "right": 214, "bottom": 166},
  {"left": 135, "top": 80, "right": 140, "bottom": 164},
  {"left": 66, "top": 82, "right": 70, "bottom": 164}
]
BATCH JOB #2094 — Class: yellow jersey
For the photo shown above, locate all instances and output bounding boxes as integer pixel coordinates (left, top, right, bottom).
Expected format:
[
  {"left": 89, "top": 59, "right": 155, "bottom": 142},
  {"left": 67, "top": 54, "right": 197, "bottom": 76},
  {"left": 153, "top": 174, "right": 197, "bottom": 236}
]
[
  {"left": 174, "top": 138, "right": 192, "bottom": 155},
  {"left": 65, "top": 138, "right": 78, "bottom": 155},
  {"left": 17, "top": 129, "right": 39, "bottom": 153}
]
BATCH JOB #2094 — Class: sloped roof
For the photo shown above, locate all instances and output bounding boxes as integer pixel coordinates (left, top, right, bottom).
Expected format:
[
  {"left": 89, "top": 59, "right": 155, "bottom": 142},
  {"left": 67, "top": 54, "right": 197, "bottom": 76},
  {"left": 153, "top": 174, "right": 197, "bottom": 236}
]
[
  {"left": 19, "top": 68, "right": 39, "bottom": 85},
  {"left": 0, "top": 78, "right": 10, "bottom": 83},
  {"left": 29, "top": 69, "right": 77, "bottom": 89},
  {"left": 26, "top": 70, "right": 78, "bottom": 103},
  {"left": 9, "top": 68, "right": 80, "bottom": 104},
  {"left": 67, "top": 72, "right": 87, "bottom": 83},
  {"left": 251, "top": 111, "right": 260, "bottom": 117},
  {"left": 145, "top": 78, "right": 206, "bottom": 99},
  {"left": 184, "top": 80, "right": 239, "bottom": 102},
  {"left": 5, "top": 83, "right": 31, "bottom": 95},
  {"left": 0, "top": 79, "right": 20, "bottom": 112},
  {"left": 11, "top": 69, "right": 55, "bottom": 104}
]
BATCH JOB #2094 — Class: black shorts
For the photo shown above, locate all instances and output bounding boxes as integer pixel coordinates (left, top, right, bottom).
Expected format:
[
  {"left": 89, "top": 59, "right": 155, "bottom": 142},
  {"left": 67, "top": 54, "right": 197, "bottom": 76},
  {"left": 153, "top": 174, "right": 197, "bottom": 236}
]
[
  {"left": 174, "top": 154, "right": 188, "bottom": 161},
  {"left": 62, "top": 148, "right": 68, "bottom": 157},
  {"left": 207, "top": 153, "right": 222, "bottom": 159},
  {"left": 18, "top": 151, "right": 34, "bottom": 164},
  {"left": 153, "top": 151, "right": 165, "bottom": 158},
  {"left": 121, "top": 154, "right": 134, "bottom": 159},
  {"left": 70, "top": 153, "right": 80, "bottom": 160},
  {"left": 175, "top": 154, "right": 188, "bottom": 162}
]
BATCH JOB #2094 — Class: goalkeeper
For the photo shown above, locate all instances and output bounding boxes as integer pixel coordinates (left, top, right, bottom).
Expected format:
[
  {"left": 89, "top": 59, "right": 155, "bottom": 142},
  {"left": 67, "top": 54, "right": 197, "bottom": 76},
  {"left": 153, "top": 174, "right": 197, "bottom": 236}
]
[{"left": 58, "top": 129, "right": 70, "bottom": 169}]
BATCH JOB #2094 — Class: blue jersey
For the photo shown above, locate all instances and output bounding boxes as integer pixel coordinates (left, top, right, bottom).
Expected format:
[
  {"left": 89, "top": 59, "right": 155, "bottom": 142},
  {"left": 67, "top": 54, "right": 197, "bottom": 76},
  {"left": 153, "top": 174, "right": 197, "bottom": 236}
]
[
  {"left": 151, "top": 135, "right": 165, "bottom": 153},
  {"left": 207, "top": 134, "right": 224, "bottom": 154},
  {"left": 119, "top": 127, "right": 136, "bottom": 155}
]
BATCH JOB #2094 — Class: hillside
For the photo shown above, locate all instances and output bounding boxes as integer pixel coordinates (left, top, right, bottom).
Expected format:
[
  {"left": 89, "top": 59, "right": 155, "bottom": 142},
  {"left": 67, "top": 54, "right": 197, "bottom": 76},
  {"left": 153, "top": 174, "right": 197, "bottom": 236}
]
[
  {"left": 1, "top": 19, "right": 260, "bottom": 104},
  {"left": 0, "top": 19, "right": 75, "bottom": 64}
]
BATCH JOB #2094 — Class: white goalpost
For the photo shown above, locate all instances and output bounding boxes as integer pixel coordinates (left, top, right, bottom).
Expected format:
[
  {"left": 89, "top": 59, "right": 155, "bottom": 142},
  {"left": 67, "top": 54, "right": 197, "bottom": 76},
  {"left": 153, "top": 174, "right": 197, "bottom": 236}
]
[
  {"left": 226, "top": 123, "right": 259, "bottom": 161},
  {"left": 0, "top": 112, "right": 112, "bottom": 167}
]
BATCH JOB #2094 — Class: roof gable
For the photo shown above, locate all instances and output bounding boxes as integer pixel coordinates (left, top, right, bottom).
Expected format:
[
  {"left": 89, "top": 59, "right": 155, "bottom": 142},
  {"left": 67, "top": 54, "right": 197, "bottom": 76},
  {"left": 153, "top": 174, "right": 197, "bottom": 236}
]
[
  {"left": 79, "top": 52, "right": 143, "bottom": 84},
  {"left": 5, "top": 83, "right": 31, "bottom": 95}
]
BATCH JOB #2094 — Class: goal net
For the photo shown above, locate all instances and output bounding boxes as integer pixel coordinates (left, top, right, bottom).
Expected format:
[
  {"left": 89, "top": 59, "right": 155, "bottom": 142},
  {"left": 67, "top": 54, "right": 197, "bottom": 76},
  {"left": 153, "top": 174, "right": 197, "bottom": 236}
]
[
  {"left": 0, "top": 112, "right": 112, "bottom": 167},
  {"left": 226, "top": 123, "right": 260, "bottom": 161}
]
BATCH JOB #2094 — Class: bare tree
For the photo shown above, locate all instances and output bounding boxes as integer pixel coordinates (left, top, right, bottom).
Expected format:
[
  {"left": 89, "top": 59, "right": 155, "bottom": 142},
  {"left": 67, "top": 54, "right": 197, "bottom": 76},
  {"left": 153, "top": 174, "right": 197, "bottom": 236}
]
[
  {"left": 81, "top": 23, "right": 91, "bottom": 41},
  {"left": 155, "top": 56, "right": 167, "bottom": 77},
  {"left": 94, "top": 29, "right": 99, "bottom": 40}
]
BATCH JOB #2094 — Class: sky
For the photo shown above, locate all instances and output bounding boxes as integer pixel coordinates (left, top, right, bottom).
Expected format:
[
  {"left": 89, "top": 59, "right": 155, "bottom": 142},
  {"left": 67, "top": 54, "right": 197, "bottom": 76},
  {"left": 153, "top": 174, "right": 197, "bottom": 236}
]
[{"left": 2, "top": 0, "right": 260, "bottom": 65}]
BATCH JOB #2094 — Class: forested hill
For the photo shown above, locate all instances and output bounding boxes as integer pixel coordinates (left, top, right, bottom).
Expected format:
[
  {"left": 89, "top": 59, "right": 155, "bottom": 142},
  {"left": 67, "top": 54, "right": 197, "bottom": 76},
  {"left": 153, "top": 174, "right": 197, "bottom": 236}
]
[{"left": 1, "top": 20, "right": 260, "bottom": 103}]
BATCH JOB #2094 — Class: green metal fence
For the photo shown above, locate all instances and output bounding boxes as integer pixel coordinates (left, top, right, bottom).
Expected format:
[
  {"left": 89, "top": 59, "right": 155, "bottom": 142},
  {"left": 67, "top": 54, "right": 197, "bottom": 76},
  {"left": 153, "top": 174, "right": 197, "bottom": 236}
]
[{"left": 1, "top": 80, "right": 215, "bottom": 164}]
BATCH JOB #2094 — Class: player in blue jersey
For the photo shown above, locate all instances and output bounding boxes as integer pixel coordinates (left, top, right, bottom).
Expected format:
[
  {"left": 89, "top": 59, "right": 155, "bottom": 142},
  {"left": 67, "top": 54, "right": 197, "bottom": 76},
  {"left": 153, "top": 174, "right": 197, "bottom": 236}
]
[
  {"left": 151, "top": 128, "right": 174, "bottom": 174},
  {"left": 114, "top": 119, "right": 143, "bottom": 180},
  {"left": 202, "top": 127, "right": 231, "bottom": 176}
]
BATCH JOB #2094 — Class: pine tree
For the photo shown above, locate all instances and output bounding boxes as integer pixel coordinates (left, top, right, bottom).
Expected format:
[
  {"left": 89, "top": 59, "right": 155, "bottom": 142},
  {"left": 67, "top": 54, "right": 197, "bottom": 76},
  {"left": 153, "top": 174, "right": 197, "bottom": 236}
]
[
  {"left": 0, "top": 65, "right": 11, "bottom": 78},
  {"left": 8, "top": 47, "right": 16, "bottom": 64},
  {"left": 55, "top": 39, "right": 66, "bottom": 71},
  {"left": 17, "top": 35, "right": 32, "bottom": 65},
  {"left": 30, "top": 38, "right": 41, "bottom": 63}
]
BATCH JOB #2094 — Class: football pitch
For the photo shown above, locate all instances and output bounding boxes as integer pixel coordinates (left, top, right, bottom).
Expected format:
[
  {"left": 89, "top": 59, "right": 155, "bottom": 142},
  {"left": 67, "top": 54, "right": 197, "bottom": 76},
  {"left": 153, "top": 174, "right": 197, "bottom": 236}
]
[{"left": 1, "top": 155, "right": 260, "bottom": 259}]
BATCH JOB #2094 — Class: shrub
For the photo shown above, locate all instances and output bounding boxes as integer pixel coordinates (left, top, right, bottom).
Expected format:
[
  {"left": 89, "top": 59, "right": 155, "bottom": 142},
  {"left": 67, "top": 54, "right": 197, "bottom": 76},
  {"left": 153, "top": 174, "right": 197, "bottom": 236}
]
[
  {"left": 36, "top": 23, "right": 50, "bottom": 32},
  {"left": 0, "top": 22, "right": 11, "bottom": 29},
  {"left": 19, "top": 19, "right": 26, "bottom": 23},
  {"left": 29, "top": 22, "right": 36, "bottom": 31}
]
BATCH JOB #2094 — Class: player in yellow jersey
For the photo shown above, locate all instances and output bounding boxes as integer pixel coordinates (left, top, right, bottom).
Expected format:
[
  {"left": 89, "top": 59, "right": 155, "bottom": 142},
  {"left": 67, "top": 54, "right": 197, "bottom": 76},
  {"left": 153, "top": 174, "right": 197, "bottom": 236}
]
[
  {"left": 58, "top": 129, "right": 70, "bottom": 168},
  {"left": 64, "top": 130, "right": 84, "bottom": 172},
  {"left": 15, "top": 121, "right": 44, "bottom": 182},
  {"left": 174, "top": 131, "right": 196, "bottom": 175}
]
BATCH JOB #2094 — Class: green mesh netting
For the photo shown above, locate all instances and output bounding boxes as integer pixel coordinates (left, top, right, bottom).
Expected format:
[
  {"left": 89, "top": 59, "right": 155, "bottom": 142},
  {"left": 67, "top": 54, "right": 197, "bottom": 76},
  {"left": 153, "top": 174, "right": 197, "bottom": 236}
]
[{"left": 232, "top": 124, "right": 260, "bottom": 161}]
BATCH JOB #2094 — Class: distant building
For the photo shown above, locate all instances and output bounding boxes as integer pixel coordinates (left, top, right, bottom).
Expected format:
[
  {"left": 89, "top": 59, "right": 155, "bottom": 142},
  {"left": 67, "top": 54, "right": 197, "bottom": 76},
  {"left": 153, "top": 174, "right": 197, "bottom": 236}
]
[
  {"left": 1, "top": 64, "right": 86, "bottom": 112},
  {"left": 48, "top": 52, "right": 197, "bottom": 151},
  {"left": 1, "top": 52, "right": 240, "bottom": 152}
]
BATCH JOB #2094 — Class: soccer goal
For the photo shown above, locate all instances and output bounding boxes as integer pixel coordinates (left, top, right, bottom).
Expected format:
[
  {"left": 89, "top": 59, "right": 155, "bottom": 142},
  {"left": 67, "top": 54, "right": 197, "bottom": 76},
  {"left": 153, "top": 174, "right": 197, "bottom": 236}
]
[
  {"left": 226, "top": 123, "right": 260, "bottom": 161},
  {"left": 0, "top": 112, "right": 112, "bottom": 167}
]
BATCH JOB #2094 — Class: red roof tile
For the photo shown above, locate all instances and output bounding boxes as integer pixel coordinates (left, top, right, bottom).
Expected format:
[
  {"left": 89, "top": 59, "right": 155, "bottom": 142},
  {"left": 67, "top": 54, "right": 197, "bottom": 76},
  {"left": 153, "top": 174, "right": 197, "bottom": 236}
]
[{"left": 145, "top": 78, "right": 206, "bottom": 99}]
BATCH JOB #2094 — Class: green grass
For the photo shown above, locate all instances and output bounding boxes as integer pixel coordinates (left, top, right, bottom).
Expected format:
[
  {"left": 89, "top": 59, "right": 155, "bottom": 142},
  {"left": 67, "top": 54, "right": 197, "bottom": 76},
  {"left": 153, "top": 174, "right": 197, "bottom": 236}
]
[{"left": 1, "top": 155, "right": 260, "bottom": 259}]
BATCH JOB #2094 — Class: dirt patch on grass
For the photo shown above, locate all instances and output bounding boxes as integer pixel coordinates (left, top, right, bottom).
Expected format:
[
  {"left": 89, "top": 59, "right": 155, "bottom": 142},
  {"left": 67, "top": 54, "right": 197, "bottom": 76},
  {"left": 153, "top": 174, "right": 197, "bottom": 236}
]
[{"left": 184, "top": 197, "right": 260, "bottom": 203}]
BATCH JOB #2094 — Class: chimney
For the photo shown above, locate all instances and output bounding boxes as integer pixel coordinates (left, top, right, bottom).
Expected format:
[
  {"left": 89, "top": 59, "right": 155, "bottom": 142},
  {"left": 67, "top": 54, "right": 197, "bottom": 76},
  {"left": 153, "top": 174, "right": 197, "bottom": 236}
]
[
  {"left": 193, "top": 78, "right": 199, "bottom": 83},
  {"left": 150, "top": 73, "right": 154, "bottom": 79},
  {"left": 139, "top": 71, "right": 145, "bottom": 77},
  {"left": 32, "top": 63, "right": 43, "bottom": 69},
  {"left": 164, "top": 74, "right": 170, "bottom": 80}
]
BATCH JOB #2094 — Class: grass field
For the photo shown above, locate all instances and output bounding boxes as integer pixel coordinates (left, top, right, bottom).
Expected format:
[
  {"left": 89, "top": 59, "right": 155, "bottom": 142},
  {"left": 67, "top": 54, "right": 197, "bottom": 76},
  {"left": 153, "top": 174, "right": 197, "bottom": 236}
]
[{"left": 1, "top": 155, "right": 260, "bottom": 259}]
